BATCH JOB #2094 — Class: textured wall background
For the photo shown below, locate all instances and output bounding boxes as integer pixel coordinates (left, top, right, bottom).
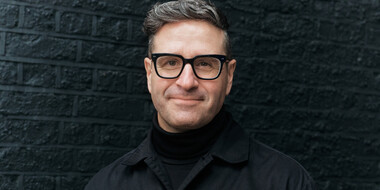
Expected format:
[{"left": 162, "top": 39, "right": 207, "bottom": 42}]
[{"left": 0, "top": 0, "right": 379, "bottom": 189}]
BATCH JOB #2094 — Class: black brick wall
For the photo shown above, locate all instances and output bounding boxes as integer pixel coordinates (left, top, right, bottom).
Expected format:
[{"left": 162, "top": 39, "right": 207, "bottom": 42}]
[{"left": 0, "top": 0, "right": 379, "bottom": 189}]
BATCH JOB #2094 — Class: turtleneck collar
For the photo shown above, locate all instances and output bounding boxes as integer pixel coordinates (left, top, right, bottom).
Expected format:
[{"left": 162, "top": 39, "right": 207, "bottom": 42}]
[{"left": 151, "top": 108, "right": 227, "bottom": 160}]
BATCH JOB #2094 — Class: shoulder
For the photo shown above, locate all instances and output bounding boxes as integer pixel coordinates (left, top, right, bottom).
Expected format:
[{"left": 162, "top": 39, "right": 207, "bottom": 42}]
[
  {"left": 84, "top": 147, "right": 141, "bottom": 190},
  {"left": 249, "top": 138, "right": 316, "bottom": 189}
]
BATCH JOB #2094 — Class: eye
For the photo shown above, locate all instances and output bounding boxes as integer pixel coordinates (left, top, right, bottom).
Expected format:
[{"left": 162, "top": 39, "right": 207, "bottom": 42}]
[
  {"left": 167, "top": 60, "right": 178, "bottom": 66},
  {"left": 199, "top": 62, "right": 211, "bottom": 67}
]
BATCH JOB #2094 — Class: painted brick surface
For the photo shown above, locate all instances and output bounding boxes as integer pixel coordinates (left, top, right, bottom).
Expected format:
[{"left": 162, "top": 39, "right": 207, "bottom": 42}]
[{"left": 0, "top": 0, "right": 379, "bottom": 189}]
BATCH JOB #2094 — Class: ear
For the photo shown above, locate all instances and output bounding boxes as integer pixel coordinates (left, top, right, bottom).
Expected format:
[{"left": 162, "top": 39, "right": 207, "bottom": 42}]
[
  {"left": 225, "top": 59, "right": 236, "bottom": 95},
  {"left": 144, "top": 57, "right": 152, "bottom": 93}
]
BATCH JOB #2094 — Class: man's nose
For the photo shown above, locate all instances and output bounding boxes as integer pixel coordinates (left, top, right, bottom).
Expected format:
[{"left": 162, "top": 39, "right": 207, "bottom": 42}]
[{"left": 175, "top": 63, "right": 199, "bottom": 90}]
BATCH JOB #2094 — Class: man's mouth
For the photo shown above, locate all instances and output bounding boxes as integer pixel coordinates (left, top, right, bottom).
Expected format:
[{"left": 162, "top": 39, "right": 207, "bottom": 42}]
[{"left": 169, "top": 96, "right": 203, "bottom": 105}]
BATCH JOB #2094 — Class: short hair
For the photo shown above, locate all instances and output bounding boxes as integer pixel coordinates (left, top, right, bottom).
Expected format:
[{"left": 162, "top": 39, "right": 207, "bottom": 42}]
[{"left": 143, "top": 0, "right": 231, "bottom": 59}]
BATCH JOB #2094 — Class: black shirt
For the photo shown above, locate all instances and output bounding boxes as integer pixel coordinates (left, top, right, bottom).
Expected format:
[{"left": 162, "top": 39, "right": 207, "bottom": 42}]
[
  {"left": 85, "top": 110, "right": 316, "bottom": 190},
  {"left": 151, "top": 109, "right": 226, "bottom": 189}
]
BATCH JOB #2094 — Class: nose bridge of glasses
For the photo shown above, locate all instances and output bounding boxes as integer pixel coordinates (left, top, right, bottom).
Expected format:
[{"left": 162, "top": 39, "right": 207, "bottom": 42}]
[
  {"left": 182, "top": 57, "right": 195, "bottom": 66},
  {"left": 181, "top": 58, "right": 196, "bottom": 76}
]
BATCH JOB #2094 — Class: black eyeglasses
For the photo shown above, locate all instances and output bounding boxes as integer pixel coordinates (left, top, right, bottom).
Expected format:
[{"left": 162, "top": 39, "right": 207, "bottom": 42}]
[{"left": 151, "top": 53, "right": 228, "bottom": 80}]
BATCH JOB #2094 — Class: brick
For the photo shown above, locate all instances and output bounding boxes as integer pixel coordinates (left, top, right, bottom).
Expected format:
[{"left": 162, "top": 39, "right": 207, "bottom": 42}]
[
  {"left": 0, "top": 3, "right": 18, "bottom": 28},
  {"left": 0, "top": 91, "right": 74, "bottom": 116},
  {"left": 97, "top": 124, "right": 130, "bottom": 147},
  {"left": 23, "top": 63, "right": 56, "bottom": 87},
  {"left": 333, "top": 1, "right": 367, "bottom": 20},
  {"left": 252, "top": 130, "right": 312, "bottom": 155},
  {"left": 11, "top": 0, "right": 75, "bottom": 7},
  {"left": 260, "top": 0, "right": 313, "bottom": 14},
  {"left": 96, "top": 16, "right": 129, "bottom": 40},
  {"left": 323, "top": 112, "right": 380, "bottom": 134},
  {"left": 0, "top": 147, "right": 74, "bottom": 172},
  {"left": 318, "top": 180, "right": 380, "bottom": 190},
  {"left": 313, "top": 1, "right": 335, "bottom": 18},
  {"left": 304, "top": 42, "right": 371, "bottom": 68},
  {"left": 128, "top": 72, "right": 148, "bottom": 94},
  {"left": 143, "top": 101, "right": 155, "bottom": 121},
  {"left": 251, "top": 34, "right": 281, "bottom": 58},
  {"left": 96, "top": 70, "right": 127, "bottom": 93},
  {"left": 60, "top": 12, "right": 92, "bottom": 35},
  {"left": 131, "top": 19, "right": 147, "bottom": 44},
  {"left": 271, "top": 85, "right": 310, "bottom": 108},
  {"left": 367, "top": 24, "right": 380, "bottom": 46},
  {"left": 23, "top": 6, "right": 55, "bottom": 31},
  {"left": 354, "top": 94, "right": 380, "bottom": 112},
  {"left": 360, "top": 48, "right": 380, "bottom": 69},
  {"left": 80, "top": 0, "right": 152, "bottom": 15},
  {"left": 229, "top": 31, "right": 255, "bottom": 56},
  {"left": 231, "top": 72, "right": 312, "bottom": 108},
  {"left": 81, "top": 41, "right": 146, "bottom": 68},
  {"left": 308, "top": 88, "right": 348, "bottom": 110},
  {"left": 0, "top": 61, "right": 17, "bottom": 85},
  {"left": 78, "top": 96, "right": 145, "bottom": 120},
  {"left": 337, "top": 134, "right": 380, "bottom": 157},
  {"left": 230, "top": 57, "right": 256, "bottom": 79},
  {"left": 60, "top": 66, "right": 92, "bottom": 90},
  {"left": 226, "top": 105, "right": 299, "bottom": 131},
  {"left": 0, "top": 119, "right": 59, "bottom": 145},
  {"left": 0, "top": 174, "right": 18, "bottom": 190},
  {"left": 24, "top": 176, "right": 55, "bottom": 190},
  {"left": 6, "top": 33, "right": 77, "bottom": 61},
  {"left": 280, "top": 61, "right": 380, "bottom": 91},
  {"left": 279, "top": 40, "right": 308, "bottom": 60},
  {"left": 318, "top": 20, "right": 365, "bottom": 43},
  {"left": 261, "top": 13, "right": 317, "bottom": 39},
  {"left": 14, "top": 0, "right": 152, "bottom": 15},
  {"left": 226, "top": 8, "right": 261, "bottom": 32},
  {"left": 316, "top": 156, "right": 380, "bottom": 178},
  {"left": 60, "top": 175, "right": 90, "bottom": 190},
  {"left": 227, "top": 103, "right": 380, "bottom": 143},
  {"left": 128, "top": 125, "right": 149, "bottom": 148},
  {"left": 73, "top": 149, "right": 125, "bottom": 172},
  {"left": 60, "top": 122, "right": 94, "bottom": 145}
]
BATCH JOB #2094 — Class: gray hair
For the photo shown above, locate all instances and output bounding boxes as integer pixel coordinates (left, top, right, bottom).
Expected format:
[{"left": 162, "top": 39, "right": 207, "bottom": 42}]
[{"left": 143, "top": 0, "right": 231, "bottom": 59}]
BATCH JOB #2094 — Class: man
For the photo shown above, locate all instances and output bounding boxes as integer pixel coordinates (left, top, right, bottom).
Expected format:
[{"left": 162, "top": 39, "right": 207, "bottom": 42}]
[{"left": 85, "top": 0, "right": 316, "bottom": 189}]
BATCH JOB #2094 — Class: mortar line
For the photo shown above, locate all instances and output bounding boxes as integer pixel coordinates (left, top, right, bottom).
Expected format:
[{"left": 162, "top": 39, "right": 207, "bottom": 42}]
[
  {"left": 0, "top": 0, "right": 145, "bottom": 20},
  {"left": 0, "top": 26, "right": 144, "bottom": 45},
  {"left": 7, "top": 115, "right": 151, "bottom": 126},
  {"left": 18, "top": 5, "right": 25, "bottom": 28},
  {"left": 0, "top": 55, "right": 145, "bottom": 73},
  {"left": 0, "top": 84, "right": 151, "bottom": 99},
  {"left": 0, "top": 32, "right": 5, "bottom": 55}
]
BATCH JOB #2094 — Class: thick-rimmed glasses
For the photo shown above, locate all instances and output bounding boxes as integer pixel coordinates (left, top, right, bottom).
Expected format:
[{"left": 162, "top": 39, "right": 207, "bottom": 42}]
[{"left": 151, "top": 53, "right": 228, "bottom": 80}]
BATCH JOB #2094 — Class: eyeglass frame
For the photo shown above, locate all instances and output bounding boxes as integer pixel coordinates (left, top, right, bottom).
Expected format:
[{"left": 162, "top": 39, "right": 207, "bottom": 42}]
[{"left": 150, "top": 53, "right": 229, "bottom": 80}]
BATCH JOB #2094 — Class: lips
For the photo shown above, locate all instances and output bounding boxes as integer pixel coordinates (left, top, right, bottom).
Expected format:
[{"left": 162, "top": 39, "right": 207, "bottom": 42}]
[
  {"left": 169, "top": 96, "right": 204, "bottom": 105},
  {"left": 170, "top": 96, "right": 203, "bottom": 101},
  {"left": 164, "top": 87, "right": 206, "bottom": 105}
]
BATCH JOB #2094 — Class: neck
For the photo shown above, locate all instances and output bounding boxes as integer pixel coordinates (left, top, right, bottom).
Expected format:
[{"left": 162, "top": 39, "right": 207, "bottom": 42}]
[{"left": 151, "top": 108, "right": 227, "bottom": 159}]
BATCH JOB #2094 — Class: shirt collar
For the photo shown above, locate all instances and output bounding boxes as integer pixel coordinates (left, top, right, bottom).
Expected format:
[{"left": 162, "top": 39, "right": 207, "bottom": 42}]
[
  {"left": 121, "top": 130, "right": 155, "bottom": 166},
  {"left": 209, "top": 118, "right": 249, "bottom": 164}
]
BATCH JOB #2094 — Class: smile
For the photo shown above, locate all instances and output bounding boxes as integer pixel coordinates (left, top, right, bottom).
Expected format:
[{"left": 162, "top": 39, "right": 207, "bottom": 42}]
[{"left": 170, "top": 97, "right": 203, "bottom": 105}]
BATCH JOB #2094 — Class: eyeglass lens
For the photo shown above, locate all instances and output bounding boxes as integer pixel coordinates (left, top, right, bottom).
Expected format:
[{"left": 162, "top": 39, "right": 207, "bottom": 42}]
[{"left": 155, "top": 56, "right": 221, "bottom": 79}]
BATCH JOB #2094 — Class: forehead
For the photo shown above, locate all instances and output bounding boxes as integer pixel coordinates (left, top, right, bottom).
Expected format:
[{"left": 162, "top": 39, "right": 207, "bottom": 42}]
[{"left": 152, "top": 20, "right": 226, "bottom": 56}]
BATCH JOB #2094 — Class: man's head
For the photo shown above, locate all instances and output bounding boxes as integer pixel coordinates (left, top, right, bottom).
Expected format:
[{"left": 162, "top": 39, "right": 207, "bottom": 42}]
[
  {"left": 143, "top": 0, "right": 231, "bottom": 59},
  {"left": 143, "top": 0, "right": 236, "bottom": 133}
]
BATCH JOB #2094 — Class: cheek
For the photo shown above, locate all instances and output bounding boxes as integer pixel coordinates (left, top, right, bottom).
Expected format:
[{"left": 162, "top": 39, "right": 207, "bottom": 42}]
[
  {"left": 150, "top": 77, "right": 170, "bottom": 98},
  {"left": 204, "top": 80, "right": 227, "bottom": 102}
]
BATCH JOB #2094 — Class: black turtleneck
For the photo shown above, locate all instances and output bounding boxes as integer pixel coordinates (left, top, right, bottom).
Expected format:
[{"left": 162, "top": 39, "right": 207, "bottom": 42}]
[{"left": 151, "top": 108, "right": 227, "bottom": 190}]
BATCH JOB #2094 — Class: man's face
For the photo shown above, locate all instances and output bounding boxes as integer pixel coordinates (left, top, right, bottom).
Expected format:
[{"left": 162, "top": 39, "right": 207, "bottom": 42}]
[{"left": 144, "top": 20, "right": 236, "bottom": 133}]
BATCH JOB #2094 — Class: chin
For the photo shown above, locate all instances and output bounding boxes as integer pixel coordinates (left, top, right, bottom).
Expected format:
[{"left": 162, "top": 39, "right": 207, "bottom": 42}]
[{"left": 170, "top": 116, "right": 207, "bottom": 130}]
